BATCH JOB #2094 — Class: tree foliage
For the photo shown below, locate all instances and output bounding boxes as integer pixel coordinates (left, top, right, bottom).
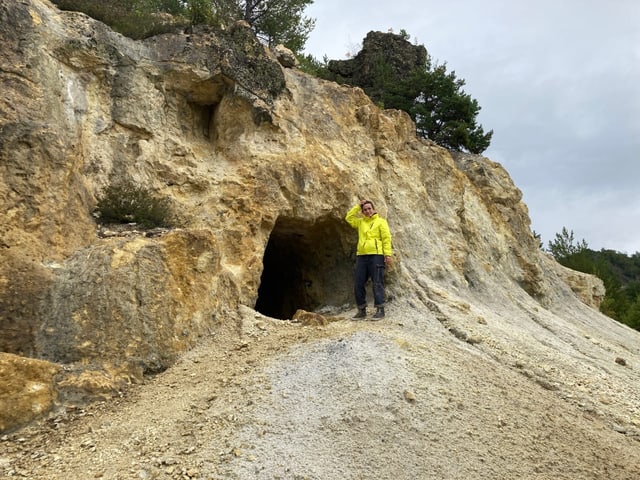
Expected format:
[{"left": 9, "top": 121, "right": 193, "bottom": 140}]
[
  {"left": 381, "top": 62, "right": 494, "bottom": 153},
  {"left": 548, "top": 227, "right": 640, "bottom": 331},
  {"left": 53, "top": 0, "right": 192, "bottom": 38},
  {"left": 322, "top": 32, "right": 493, "bottom": 153},
  {"left": 408, "top": 64, "right": 492, "bottom": 154},
  {"left": 237, "top": 0, "right": 315, "bottom": 52},
  {"left": 297, "top": 54, "right": 333, "bottom": 79},
  {"left": 53, "top": 0, "right": 315, "bottom": 53},
  {"left": 547, "top": 227, "right": 589, "bottom": 258}
]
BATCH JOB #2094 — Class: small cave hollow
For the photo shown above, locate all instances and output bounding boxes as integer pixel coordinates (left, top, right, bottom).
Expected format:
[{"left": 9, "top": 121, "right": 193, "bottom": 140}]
[
  {"left": 255, "top": 215, "right": 356, "bottom": 320},
  {"left": 187, "top": 101, "right": 218, "bottom": 140}
]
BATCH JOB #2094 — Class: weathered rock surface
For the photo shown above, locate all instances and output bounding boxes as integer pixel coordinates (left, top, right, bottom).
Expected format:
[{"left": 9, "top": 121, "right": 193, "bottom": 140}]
[
  {"left": 328, "top": 30, "right": 428, "bottom": 91},
  {"left": 0, "top": 353, "right": 60, "bottom": 432},
  {"left": 1, "top": 2, "right": 640, "bottom": 478}
]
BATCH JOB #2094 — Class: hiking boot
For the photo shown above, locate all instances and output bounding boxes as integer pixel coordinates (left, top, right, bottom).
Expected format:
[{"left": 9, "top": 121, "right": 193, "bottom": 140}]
[
  {"left": 352, "top": 307, "right": 367, "bottom": 319},
  {"left": 372, "top": 306, "right": 385, "bottom": 319}
]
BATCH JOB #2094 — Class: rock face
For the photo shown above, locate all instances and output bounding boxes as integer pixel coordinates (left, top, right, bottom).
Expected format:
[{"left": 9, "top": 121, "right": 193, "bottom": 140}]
[
  {"left": 0, "top": 0, "right": 638, "bottom": 454},
  {"left": 0, "top": 353, "right": 60, "bottom": 432},
  {"left": 328, "top": 30, "right": 428, "bottom": 92}
]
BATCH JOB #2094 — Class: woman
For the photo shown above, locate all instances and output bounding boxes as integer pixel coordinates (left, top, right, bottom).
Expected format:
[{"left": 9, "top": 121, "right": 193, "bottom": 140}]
[{"left": 345, "top": 200, "right": 393, "bottom": 319}]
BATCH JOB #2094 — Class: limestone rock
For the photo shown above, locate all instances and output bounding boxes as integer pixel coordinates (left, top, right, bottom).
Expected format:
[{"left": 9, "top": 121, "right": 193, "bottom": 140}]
[
  {"left": 292, "top": 309, "right": 328, "bottom": 326},
  {"left": 36, "top": 230, "right": 231, "bottom": 376},
  {"left": 328, "top": 30, "right": 428, "bottom": 90},
  {"left": 553, "top": 259, "right": 606, "bottom": 309},
  {"left": 0, "top": 353, "right": 60, "bottom": 432},
  {"left": 273, "top": 44, "right": 298, "bottom": 68}
]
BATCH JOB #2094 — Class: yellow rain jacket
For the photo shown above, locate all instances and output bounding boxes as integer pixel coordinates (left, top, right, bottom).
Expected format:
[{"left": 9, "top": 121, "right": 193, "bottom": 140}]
[{"left": 345, "top": 204, "right": 393, "bottom": 257}]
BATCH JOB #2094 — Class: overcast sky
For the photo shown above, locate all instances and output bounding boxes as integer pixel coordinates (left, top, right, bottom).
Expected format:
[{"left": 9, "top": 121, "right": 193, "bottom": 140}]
[{"left": 302, "top": 0, "right": 640, "bottom": 254}]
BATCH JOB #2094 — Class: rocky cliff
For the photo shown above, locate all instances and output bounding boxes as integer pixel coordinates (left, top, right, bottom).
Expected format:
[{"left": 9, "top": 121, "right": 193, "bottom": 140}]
[{"left": 1, "top": 1, "right": 640, "bottom": 478}]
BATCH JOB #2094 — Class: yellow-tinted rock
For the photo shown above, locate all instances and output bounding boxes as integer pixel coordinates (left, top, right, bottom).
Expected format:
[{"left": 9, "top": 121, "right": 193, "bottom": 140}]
[{"left": 0, "top": 353, "right": 60, "bottom": 432}]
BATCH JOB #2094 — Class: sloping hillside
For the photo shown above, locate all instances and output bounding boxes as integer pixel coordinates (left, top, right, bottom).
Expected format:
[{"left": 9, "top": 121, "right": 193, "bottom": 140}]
[{"left": 3, "top": 304, "right": 640, "bottom": 479}]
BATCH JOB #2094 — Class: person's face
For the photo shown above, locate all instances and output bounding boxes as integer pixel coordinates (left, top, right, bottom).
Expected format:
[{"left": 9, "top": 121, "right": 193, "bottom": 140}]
[{"left": 362, "top": 203, "right": 375, "bottom": 217}]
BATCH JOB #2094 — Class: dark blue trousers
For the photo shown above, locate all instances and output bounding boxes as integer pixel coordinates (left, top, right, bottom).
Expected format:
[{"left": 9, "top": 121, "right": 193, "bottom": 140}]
[{"left": 354, "top": 254, "right": 386, "bottom": 307}]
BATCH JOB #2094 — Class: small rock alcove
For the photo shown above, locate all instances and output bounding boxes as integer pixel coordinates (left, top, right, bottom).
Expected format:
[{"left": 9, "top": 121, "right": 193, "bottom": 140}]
[{"left": 255, "top": 215, "right": 356, "bottom": 319}]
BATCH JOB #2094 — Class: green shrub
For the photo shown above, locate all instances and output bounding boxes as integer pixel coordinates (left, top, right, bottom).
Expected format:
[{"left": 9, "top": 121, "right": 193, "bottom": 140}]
[
  {"left": 52, "top": 0, "right": 190, "bottom": 40},
  {"left": 297, "top": 53, "right": 332, "bottom": 79},
  {"left": 95, "top": 180, "right": 174, "bottom": 228}
]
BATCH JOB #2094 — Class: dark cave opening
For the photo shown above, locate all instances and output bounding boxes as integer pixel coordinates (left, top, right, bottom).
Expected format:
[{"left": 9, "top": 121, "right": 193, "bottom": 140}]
[{"left": 255, "top": 215, "right": 355, "bottom": 320}]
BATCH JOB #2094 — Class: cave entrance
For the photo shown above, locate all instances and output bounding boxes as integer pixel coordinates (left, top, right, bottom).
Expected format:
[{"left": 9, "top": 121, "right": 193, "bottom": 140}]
[{"left": 255, "top": 215, "right": 355, "bottom": 320}]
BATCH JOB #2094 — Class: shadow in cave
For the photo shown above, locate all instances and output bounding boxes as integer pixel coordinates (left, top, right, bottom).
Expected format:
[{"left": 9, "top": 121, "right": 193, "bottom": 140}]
[{"left": 255, "top": 215, "right": 355, "bottom": 320}]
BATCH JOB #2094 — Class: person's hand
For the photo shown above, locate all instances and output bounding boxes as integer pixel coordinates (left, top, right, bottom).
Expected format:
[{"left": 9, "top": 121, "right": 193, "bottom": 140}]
[{"left": 384, "top": 256, "right": 393, "bottom": 266}]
